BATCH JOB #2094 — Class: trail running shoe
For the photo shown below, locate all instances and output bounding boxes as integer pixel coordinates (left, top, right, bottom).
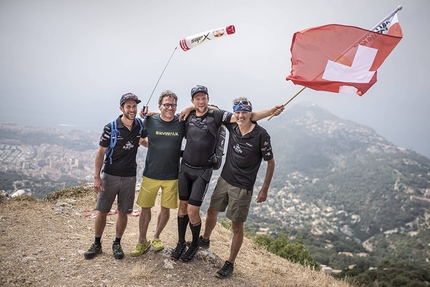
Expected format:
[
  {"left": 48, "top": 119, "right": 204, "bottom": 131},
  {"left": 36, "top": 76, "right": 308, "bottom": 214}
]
[
  {"left": 179, "top": 244, "right": 199, "bottom": 263},
  {"left": 112, "top": 241, "right": 124, "bottom": 259},
  {"left": 171, "top": 242, "right": 187, "bottom": 261},
  {"left": 84, "top": 242, "right": 102, "bottom": 259},
  {"left": 130, "top": 240, "right": 151, "bottom": 257},
  {"left": 216, "top": 261, "right": 234, "bottom": 278},
  {"left": 198, "top": 235, "right": 210, "bottom": 249},
  {"left": 152, "top": 238, "right": 164, "bottom": 252}
]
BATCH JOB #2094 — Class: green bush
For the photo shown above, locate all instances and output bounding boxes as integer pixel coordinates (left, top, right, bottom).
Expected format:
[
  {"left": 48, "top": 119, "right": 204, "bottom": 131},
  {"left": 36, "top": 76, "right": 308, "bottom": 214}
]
[{"left": 254, "top": 233, "right": 321, "bottom": 271}]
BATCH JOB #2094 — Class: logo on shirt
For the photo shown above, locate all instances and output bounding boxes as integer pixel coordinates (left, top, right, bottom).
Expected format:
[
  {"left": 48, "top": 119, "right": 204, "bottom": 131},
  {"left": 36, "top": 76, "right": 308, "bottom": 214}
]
[
  {"left": 122, "top": 141, "right": 135, "bottom": 150},
  {"left": 233, "top": 144, "right": 242, "bottom": 154},
  {"left": 156, "top": 131, "right": 180, "bottom": 136}
]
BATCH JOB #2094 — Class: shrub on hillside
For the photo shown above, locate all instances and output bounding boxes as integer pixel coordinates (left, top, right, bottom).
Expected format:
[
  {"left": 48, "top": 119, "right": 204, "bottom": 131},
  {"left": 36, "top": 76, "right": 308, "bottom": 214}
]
[
  {"left": 44, "top": 184, "right": 94, "bottom": 201},
  {"left": 254, "top": 233, "right": 321, "bottom": 271}
]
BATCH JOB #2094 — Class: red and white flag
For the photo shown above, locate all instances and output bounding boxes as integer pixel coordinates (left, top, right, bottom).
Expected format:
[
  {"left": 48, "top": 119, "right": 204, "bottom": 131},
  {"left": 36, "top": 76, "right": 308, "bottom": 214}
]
[{"left": 286, "top": 12, "right": 403, "bottom": 96}]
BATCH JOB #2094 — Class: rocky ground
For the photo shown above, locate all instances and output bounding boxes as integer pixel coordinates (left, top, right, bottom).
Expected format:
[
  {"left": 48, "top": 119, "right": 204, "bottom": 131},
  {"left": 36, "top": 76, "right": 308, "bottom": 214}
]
[{"left": 0, "top": 186, "right": 352, "bottom": 287}]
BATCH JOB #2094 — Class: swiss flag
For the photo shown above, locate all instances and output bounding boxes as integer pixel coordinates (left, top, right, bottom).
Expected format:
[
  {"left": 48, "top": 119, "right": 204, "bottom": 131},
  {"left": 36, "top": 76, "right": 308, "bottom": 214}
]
[{"left": 286, "top": 13, "right": 403, "bottom": 96}]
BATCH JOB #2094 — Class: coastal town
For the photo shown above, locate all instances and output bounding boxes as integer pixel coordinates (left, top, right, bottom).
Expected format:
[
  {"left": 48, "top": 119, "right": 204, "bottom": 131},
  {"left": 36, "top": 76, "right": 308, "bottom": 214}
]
[{"left": 0, "top": 122, "right": 146, "bottom": 198}]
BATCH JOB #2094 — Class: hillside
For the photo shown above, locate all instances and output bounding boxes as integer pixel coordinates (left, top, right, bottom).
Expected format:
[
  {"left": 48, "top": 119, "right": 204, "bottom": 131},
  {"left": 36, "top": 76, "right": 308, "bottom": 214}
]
[
  {"left": 250, "top": 102, "right": 430, "bottom": 269},
  {"left": 0, "top": 186, "right": 351, "bottom": 287}
]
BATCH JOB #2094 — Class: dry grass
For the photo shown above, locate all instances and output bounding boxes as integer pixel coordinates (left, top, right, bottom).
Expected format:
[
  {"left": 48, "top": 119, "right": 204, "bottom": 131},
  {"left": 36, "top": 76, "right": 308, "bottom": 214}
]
[{"left": 0, "top": 187, "right": 353, "bottom": 287}]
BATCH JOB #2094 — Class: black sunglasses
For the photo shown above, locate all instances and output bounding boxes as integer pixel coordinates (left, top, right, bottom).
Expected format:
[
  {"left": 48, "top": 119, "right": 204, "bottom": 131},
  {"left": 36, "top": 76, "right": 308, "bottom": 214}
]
[{"left": 162, "top": 103, "right": 177, "bottom": 108}]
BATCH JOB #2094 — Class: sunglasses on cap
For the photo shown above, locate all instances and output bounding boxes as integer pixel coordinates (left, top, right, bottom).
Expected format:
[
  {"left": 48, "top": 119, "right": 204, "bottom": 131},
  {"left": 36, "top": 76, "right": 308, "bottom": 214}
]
[
  {"left": 233, "top": 100, "right": 251, "bottom": 106},
  {"left": 233, "top": 100, "right": 252, "bottom": 112}
]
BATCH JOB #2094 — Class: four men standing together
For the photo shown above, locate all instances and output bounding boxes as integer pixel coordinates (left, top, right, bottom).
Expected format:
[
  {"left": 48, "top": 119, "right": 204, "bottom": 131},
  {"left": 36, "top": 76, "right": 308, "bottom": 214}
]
[{"left": 85, "top": 86, "right": 284, "bottom": 279}]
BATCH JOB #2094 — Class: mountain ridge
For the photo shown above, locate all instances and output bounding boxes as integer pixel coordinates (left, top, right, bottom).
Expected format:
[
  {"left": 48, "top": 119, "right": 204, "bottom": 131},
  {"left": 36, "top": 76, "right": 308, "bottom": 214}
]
[{"left": 253, "top": 102, "right": 430, "bottom": 269}]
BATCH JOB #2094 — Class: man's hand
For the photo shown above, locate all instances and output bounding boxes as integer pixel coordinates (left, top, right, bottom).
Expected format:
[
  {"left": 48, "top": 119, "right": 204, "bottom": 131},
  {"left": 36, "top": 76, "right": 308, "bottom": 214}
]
[
  {"left": 94, "top": 176, "right": 104, "bottom": 193},
  {"left": 256, "top": 187, "right": 268, "bottom": 203},
  {"left": 139, "top": 106, "right": 159, "bottom": 118},
  {"left": 139, "top": 106, "right": 149, "bottom": 118},
  {"left": 179, "top": 105, "right": 194, "bottom": 121},
  {"left": 270, "top": 104, "right": 285, "bottom": 117}
]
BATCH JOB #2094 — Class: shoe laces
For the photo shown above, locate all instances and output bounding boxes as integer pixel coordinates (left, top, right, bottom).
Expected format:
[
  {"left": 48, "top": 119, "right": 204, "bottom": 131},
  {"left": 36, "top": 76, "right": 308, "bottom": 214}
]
[
  {"left": 89, "top": 242, "right": 100, "bottom": 251},
  {"left": 221, "top": 261, "right": 234, "bottom": 272},
  {"left": 113, "top": 242, "right": 122, "bottom": 252},
  {"left": 185, "top": 244, "right": 198, "bottom": 256},
  {"left": 174, "top": 242, "right": 186, "bottom": 254}
]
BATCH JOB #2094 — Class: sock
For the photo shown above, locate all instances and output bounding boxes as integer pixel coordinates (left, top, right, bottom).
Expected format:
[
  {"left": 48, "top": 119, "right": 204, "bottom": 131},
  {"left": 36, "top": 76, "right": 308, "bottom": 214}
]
[
  {"left": 178, "top": 214, "right": 189, "bottom": 244},
  {"left": 95, "top": 236, "right": 101, "bottom": 244},
  {"left": 190, "top": 221, "right": 201, "bottom": 247},
  {"left": 114, "top": 237, "right": 121, "bottom": 244}
]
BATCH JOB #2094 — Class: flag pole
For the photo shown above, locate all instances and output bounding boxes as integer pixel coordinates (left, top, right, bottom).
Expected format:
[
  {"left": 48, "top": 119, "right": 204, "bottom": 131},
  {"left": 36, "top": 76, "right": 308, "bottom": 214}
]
[
  {"left": 268, "top": 5, "right": 403, "bottom": 121},
  {"left": 281, "top": 86, "right": 306, "bottom": 107},
  {"left": 145, "top": 47, "right": 178, "bottom": 107}
]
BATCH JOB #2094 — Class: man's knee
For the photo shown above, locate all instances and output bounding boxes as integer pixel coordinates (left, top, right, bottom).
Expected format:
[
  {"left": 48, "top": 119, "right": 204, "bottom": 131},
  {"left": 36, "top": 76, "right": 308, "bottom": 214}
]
[
  {"left": 187, "top": 205, "right": 201, "bottom": 223},
  {"left": 207, "top": 207, "right": 218, "bottom": 218},
  {"left": 232, "top": 222, "right": 244, "bottom": 233},
  {"left": 178, "top": 200, "right": 188, "bottom": 214},
  {"left": 97, "top": 211, "right": 108, "bottom": 218},
  {"left": 141, "top": 207, "right": 151, "bottom": 215},
  {"left": 160, "top": 206, "right": 170, "bottom": 214},
  {"left": 117, "top": 210, "right": 128, "bottom": 218}
]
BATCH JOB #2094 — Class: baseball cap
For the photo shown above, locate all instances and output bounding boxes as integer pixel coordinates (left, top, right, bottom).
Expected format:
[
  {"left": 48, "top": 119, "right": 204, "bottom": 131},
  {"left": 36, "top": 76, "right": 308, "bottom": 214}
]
[
  {"left": 120, "top": 93, "right": 141, "bottom": 106},
  {"left": 191, "top": 85, "right": 209, "bottom": 98}
]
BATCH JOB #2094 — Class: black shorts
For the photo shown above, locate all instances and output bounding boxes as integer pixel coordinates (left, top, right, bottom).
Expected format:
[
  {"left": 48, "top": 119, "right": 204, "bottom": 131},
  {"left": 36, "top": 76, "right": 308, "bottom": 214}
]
[{"left": 178, "top": 163, "right": 213, "bottom": 206}]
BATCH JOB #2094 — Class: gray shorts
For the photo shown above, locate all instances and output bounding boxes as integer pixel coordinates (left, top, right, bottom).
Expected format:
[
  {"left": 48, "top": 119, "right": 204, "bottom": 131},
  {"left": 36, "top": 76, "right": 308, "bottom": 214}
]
[
  {"left": 96, "top": 172, "right": 136, "bottom": 214},
  {"left": 209, "top": 177, "right": 253, "bottom": 223}
]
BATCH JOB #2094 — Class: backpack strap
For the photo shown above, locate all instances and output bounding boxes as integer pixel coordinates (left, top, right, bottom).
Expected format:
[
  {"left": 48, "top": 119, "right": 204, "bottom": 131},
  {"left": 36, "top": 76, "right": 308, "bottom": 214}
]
[
  {"left": 206, "top": 110, "right": 218, "bottom": 138},
  {"left": 184, "top": 111, "right": 194, "bottom": 139},
  {"left": 105, "top": 120, "right": 118, "bottom": 164},
  {"left": 136, "top": 118, "right": 144, "bottom": 135}
]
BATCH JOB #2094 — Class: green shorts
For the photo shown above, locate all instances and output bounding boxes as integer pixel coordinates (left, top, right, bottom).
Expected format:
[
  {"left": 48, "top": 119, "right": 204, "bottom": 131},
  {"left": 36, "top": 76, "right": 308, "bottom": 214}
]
[
  {"left": 136, "top": 176, "right": 179, "bottom": 209},
  {"left": 209, "top": 177, "right": 253, "bottom": 223}
]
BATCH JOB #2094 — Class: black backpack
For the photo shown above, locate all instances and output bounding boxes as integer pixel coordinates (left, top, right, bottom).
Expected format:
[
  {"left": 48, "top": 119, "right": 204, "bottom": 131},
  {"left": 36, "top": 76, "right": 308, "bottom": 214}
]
[{"left": 186, "top": 109, "right": 226, "bottom": 170}]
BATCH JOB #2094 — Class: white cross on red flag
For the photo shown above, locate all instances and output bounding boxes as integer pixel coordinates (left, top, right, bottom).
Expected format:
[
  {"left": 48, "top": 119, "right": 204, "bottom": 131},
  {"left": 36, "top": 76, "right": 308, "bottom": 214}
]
[{"left": 286, "top": 11, "right": 403, "bottom": 96}]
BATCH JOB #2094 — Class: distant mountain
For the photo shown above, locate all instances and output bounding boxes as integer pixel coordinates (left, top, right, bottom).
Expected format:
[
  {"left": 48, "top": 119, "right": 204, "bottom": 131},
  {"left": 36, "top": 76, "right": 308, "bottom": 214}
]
[{"left": 247, "top": 102, "right": 430, "bottom": 269}]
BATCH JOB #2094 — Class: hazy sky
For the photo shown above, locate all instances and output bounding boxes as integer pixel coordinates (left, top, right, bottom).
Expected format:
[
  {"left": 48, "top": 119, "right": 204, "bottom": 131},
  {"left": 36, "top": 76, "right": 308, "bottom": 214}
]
[{"left": 1, "top": 1, "right": 429, "bottom": 158}]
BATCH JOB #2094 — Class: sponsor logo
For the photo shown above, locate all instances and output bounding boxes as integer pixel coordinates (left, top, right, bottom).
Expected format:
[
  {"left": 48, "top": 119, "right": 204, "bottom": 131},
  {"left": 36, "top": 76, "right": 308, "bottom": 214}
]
[
  {"left": 122, "top": 141, "right": 135, "bottom": 150},
  {"left": 212, "top": 29, "right": 225, "bottom": 38},
  {"left": 155, "top": 131, "right": 180, "bottom": 136},
  {"left": 233, "top": 144, "right": 242, "bottom": 154}
]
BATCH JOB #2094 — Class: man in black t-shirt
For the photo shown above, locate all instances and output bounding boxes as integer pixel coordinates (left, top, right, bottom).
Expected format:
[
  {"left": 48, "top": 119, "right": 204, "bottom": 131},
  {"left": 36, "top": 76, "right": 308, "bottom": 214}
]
[
  {"left": 84, "top": 93, "right": 145, "bottom": 260},
  {"left": 171, "top": 86, "right": 284, "bottom": 263},
  {"left": 200, "top": 97, "right": 279, "bottom": 279},
  {"left": 130, "top": 90, "right": 185, "bottom": 256}
]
